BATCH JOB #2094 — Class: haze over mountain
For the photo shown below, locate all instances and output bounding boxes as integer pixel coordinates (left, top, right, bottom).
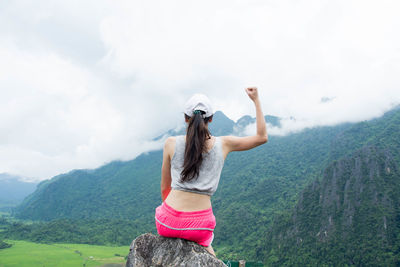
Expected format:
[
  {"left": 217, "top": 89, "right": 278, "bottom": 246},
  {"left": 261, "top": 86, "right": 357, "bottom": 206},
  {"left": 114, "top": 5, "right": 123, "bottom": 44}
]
[
  {"left": 2, "top": 0, "right": 400, "bottom": 193},
  {"left": 0, "top": 173, "right": 37, "bottom": 211},
  {"left": 8, "top": 107, "right": 400, "bottom": 263},
  {"left": 15, "top": 111, "right": 282, "bottom": 221}
]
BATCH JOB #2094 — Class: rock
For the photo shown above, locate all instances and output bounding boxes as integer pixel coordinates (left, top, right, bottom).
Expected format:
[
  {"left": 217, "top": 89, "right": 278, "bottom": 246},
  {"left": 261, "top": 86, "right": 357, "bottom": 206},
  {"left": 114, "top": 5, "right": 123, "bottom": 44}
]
[{"left": 126, "top": 233, "right": 226, "bottom": 267}]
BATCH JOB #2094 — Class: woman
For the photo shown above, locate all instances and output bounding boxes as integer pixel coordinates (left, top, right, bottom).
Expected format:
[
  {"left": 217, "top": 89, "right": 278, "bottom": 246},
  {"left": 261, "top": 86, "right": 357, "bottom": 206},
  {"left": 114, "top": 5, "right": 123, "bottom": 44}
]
[{"left": 155, "top": 87, "right": 268, "bottom": 256}]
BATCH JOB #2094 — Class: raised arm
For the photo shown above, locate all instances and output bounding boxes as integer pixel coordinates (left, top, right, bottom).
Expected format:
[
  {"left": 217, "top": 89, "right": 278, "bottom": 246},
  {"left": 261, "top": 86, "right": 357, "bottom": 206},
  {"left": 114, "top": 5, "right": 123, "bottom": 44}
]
[{"left": 221, "top": 87, "right": 268, "bottom": 156}]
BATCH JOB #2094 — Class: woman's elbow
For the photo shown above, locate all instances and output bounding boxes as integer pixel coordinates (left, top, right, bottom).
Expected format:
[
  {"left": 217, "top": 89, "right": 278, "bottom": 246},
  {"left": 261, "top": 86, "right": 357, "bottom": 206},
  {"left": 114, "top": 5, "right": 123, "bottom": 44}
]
[
  {"left": 161, "top": 184, "right": 171, "bottom": 193},
  {"left": 161, "top": 187, "right": 171, "bottom": 201},
  {"left": 258, "top": 135, "right": 268, "bottom": 145},
  {"left": 261, "top": 137, "right": 268, "bottom": 145}
]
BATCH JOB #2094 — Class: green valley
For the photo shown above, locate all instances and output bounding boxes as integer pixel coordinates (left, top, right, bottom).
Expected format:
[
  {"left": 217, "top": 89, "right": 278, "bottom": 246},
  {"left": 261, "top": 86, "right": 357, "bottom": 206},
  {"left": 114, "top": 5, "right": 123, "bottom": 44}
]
[{"left": 0, "top": 240, "right": 128, "bottom": 267}]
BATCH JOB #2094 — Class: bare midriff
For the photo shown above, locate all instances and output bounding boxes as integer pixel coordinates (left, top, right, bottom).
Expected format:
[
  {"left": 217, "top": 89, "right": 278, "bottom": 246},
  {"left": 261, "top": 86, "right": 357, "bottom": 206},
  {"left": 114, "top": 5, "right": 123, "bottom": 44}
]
[{"left": 165, "top": 189, "right": 212, "bottom": 211}]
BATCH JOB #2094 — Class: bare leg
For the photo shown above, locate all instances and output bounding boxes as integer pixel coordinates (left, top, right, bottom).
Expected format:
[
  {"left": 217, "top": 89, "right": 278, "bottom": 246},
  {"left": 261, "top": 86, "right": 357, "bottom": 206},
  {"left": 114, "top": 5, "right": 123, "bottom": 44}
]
[{"left": 205, "top": 245, "right": 216, "bottom": 257}]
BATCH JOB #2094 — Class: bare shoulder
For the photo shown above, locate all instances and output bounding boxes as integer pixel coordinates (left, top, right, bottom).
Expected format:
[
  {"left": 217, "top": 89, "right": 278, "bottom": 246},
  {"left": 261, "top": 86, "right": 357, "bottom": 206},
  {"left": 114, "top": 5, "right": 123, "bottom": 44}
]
[
  {"left": 164, "top": 136, "right": 177, "bottom": 150},
  {"left": 165, "top": 136, "right": 176, "bottom": 145},
  {"left": 163, "top": 136, "right": 177, "bottom": 160}
]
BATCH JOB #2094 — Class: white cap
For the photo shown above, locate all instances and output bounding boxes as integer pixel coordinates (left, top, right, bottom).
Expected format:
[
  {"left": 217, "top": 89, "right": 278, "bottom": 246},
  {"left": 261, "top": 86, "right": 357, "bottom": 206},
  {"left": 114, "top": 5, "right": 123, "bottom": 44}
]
[{"left": 184, "top": 94, "right": 214, "bottom": 118}]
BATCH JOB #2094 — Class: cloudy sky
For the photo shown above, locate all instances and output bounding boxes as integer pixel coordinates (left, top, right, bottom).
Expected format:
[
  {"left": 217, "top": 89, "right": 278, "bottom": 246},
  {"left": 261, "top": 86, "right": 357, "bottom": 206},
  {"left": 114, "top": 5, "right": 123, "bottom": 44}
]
[{"left": 1, "top": 0, "right": 399, "bottom": 181}]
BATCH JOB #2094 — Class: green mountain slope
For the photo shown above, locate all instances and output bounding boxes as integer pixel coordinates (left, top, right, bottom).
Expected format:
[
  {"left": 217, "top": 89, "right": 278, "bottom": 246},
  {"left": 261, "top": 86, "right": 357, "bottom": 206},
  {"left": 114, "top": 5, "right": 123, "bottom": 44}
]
[
  {"left": 263, "top": 146, "right": 400, "bottom": 266},
  {"left": 329, "top": 107, "right": 400, "bottom": 161},
  {"left": 13, "top": 108, "right": 400, "bottom": 262},
  {"left": 13, "top": 111, "right": 352, "bottom": 260},
  {"left": 14, "top": 110, "right": 236, "bottom": 221},
  {"left": 262, "top": 108, "right": 400, "bottom": 266}
]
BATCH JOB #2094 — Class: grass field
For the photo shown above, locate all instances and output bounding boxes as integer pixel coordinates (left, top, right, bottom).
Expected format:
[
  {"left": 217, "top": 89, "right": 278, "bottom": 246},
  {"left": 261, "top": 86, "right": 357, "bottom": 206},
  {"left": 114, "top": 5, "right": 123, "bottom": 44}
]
[{"left": 0, "top": 240, "right": 130, "bottom": 267}]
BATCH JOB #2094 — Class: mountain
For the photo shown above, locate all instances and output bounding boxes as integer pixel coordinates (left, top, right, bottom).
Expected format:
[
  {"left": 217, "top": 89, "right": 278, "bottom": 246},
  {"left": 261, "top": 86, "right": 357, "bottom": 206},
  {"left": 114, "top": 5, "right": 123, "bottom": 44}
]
[
  {"left": 13, "top": 111, "right": 352, "bottom": 259},
  {"left": 12, "top": 107, "right": 400, "bottom": 262},
  {"left": 13, "top": 110, "right": 279, "bottom": 222},
  {"left": 13, "top": 111, "right": 235, "bottom": 221},
  {"left": 154, "top": 111, "right": 279, "bottom": 139},
  {"left": 154, "top": 111, "right": 235, "bottom": 140},
  {"left": 262, "top": 108, "right": 400, "bottom": 266},
  {"left": 263, "top": 146, "right": 400, "bottom": 266},
  {"left": 0, "top": 173, "right": 37, "bottom": 211}
]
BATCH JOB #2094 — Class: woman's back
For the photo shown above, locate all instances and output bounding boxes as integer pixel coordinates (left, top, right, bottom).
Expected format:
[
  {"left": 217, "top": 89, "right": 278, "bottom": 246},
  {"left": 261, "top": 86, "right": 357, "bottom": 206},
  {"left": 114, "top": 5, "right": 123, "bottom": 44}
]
[
  {"left": 165, "top": 135, "right": 223, "bottom": 211},
  {"left": 170, "top": 135, "right": 224, "bottom": 196}
]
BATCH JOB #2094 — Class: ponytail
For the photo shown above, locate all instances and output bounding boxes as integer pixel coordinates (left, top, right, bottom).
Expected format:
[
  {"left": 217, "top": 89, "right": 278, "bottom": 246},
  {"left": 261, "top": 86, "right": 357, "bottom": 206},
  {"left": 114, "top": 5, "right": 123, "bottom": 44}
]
[{"left": 181, "top": 110, "right": 212, "bottom": 182}]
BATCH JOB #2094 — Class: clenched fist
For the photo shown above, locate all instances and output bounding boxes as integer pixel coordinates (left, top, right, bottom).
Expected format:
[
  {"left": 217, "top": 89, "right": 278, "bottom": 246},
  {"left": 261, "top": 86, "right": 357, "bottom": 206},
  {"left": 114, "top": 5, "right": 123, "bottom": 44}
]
[{"left": 245, "top": 87, "right": 259, "bottom": 102}]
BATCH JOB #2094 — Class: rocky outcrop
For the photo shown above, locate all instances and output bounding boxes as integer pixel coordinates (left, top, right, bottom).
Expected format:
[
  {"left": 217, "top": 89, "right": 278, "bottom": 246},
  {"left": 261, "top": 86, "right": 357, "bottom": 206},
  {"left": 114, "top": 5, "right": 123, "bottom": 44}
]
[
  {"left": 263, "top": 145, "right": 400, "bottom": 266},
  {"left": 126, "top": 233, "right": 226, "bottom": 267}
]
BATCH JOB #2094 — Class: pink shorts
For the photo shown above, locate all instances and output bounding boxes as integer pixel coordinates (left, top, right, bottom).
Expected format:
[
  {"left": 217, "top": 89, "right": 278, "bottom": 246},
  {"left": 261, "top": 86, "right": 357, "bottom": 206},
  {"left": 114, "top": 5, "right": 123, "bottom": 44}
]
[{"left": 155, "top": 202, "right": 216, "bottom": 247}]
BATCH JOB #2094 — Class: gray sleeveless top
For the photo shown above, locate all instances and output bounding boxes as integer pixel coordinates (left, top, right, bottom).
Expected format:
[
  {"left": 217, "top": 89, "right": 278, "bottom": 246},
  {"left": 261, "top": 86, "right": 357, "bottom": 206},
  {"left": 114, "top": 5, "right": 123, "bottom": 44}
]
[{"left": 170, "top": 135, "right": 225, "bottom": 196}]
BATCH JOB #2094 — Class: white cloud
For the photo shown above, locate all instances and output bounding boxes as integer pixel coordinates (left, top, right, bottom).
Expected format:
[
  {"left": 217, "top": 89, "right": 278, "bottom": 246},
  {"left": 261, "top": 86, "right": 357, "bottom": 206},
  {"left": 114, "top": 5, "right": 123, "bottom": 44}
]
[{"left": 1, "top": 0, "right": 399, "bottom": 180}]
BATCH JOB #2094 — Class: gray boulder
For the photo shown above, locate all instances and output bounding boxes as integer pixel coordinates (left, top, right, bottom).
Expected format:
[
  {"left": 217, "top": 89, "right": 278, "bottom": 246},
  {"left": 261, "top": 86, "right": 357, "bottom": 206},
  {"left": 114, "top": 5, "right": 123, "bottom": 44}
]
[{"left": 126, "top": 233, "right": 226, "bottom": 267}]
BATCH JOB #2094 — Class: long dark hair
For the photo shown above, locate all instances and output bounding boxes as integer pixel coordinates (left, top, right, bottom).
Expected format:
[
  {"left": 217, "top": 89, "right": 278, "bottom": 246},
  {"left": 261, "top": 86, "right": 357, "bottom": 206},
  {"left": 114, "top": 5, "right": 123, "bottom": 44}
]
[{"left": 181, "top": 110, "right": 213, "bottom": 182}]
